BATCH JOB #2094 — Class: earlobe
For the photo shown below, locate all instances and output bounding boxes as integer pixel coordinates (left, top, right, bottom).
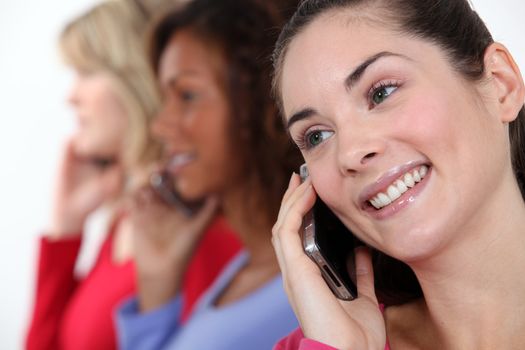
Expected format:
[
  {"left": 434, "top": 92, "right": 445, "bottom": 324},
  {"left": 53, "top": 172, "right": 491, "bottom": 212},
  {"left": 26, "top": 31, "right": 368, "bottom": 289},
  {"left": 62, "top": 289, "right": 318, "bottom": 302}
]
[{"left": 484, "top": 43, "right": 525, "bottom": 123}]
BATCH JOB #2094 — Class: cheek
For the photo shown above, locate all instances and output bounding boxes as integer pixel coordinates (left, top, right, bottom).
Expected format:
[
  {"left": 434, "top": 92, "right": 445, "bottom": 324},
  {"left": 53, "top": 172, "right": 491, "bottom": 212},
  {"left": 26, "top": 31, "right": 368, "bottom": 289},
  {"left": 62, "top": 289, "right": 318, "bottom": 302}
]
[{"left": 308, "top": 155, "right": 341, "bottom": 205}]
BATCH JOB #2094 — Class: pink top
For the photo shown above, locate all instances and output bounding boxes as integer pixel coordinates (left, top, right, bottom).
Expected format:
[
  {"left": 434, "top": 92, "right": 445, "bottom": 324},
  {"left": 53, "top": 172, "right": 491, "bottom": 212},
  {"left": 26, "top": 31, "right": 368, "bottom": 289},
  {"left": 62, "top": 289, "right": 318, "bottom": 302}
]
[
  {"left": 274, "top": 327, "right": 390, "bottom": 350},
  {"left": 274, "top": 304, "right": 391, "bottom": 350}
]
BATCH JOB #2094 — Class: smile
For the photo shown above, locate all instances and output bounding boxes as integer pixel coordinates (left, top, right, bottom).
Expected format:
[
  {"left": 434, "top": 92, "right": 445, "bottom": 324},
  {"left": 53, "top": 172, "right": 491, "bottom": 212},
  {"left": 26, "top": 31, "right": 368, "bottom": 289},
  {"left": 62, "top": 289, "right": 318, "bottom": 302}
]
[
  {"left": 166, "top": 153, "right": 195, "bottom": 174},
  {"left": 368, "top": 165, "right": 429, "bottom": 210}
]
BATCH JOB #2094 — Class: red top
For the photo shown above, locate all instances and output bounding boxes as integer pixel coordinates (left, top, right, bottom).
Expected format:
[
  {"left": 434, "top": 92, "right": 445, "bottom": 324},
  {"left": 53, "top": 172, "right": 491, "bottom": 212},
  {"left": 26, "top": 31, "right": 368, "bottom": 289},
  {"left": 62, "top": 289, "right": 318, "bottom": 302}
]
[{"left": 25, "top": 217, "right": 241, "bottom": 350}]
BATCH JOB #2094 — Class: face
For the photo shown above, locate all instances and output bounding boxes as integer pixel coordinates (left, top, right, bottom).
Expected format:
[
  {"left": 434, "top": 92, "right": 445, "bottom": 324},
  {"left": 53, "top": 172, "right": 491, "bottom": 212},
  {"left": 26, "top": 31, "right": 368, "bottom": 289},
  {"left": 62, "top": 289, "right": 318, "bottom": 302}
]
[
  {"left": 281, "top": 11, "right": 511, "bottom": 262},
  {"left": 68, "top": 70, "right": 128, "bottom": 159},
  {"left": 152, "top": 30, "right": 238, "bottom": 201}
]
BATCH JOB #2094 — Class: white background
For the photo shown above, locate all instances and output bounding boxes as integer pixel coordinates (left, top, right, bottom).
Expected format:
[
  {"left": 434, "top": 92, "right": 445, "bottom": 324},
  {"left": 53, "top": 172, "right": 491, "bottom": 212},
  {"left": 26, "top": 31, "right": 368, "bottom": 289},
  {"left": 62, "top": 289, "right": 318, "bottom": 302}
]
[{"left": 0, "top": 0, "right": 524, "bottom": 349}]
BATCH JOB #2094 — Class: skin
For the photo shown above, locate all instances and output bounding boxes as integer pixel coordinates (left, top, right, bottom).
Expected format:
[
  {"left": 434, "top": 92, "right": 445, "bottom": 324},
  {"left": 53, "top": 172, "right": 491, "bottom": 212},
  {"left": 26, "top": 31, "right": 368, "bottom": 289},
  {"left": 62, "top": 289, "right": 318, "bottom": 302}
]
[
  {"left": 130, "top": 30, "right": 279, "bottom": 312},
  {"left": 272, "top": 9, "right": 525, "bottom": 349},
  {"left": 49, "top": 70, "right": 126, "bottom": 237},
  {"left": 151, "top": 31, "right": 241, "bottom": 201},
  {"left": 68, "top": 71, "right": 128, "bottom": 159}
]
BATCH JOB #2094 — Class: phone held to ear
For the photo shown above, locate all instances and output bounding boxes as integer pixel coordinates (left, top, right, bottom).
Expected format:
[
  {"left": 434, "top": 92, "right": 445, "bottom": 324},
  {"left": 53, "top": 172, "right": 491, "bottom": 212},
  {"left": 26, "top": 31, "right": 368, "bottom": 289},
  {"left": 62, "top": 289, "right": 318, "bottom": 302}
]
[
  {"left": 299, "top": 164, "right": 359, "bottom": 301},
  {"left": 149, "top": 170, "right": 205, "bottom": 217}
]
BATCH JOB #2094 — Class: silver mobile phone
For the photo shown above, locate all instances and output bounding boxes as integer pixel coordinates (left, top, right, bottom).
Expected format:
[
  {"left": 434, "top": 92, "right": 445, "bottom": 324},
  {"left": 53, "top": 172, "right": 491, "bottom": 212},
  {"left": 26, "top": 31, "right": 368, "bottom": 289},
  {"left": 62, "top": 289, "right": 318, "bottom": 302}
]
[
  {"left": 149, "top": 170, "right": 205, "bottom": 217},
  {"left": 299, "top": 164, "right": 358, "bottom": 300}
]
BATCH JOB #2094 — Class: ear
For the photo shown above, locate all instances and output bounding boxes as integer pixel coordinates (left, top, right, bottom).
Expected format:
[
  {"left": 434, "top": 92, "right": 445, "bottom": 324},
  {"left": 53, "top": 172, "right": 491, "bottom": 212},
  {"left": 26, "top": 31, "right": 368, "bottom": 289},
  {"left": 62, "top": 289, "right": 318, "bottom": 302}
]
[{"left": 483, "top": 43, "right": 525, "bottom": 123}]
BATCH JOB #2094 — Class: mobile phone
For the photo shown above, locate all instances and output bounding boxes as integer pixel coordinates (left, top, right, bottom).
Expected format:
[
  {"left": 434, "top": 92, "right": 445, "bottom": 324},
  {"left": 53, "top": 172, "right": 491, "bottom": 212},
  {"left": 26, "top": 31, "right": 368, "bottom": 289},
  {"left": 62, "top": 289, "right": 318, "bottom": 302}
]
[
  {"left": 299, "top": 164, "right": 359, "bottom": 300},
  {"left": 149, "top": 170, "right": 205, "bottom": 217}
]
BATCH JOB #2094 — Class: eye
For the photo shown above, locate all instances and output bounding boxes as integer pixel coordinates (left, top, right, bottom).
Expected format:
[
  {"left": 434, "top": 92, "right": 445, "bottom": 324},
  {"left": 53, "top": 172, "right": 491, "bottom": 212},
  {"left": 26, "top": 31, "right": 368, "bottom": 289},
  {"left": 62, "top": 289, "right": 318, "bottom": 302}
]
[
  {"left": 305, "top": 129, "right": 334, "bottom": 149},
  {"left": 180, "top": 90, "right": 197, "bottom": 102},
  {"left": 369, "top": 82, "right": 398, "bottom": 107}
]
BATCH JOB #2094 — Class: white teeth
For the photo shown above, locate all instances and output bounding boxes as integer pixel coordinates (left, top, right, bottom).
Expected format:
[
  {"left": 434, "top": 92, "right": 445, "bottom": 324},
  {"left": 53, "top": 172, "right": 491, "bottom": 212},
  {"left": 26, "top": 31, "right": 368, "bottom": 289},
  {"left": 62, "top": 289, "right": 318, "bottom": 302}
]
[
  {"left": 368, "top": 165, "right": 429, "bottom": 209},
  {"left": 370, "top": 198, "right": 381, "bottom": 209},
  {"left": 404, "top": 173, "right": 415, "bottom": 188},
  {"left": 419, "top": 166, "right": 427, "bottom": 178},
  {"left": 387, "top": 185, "right": 401, "bottom": 201},
  {"left": 413, "top": 169, "right": 421, "bottom": 182},
  {"left": 395, "top": 179, "right": 408, "bottom": 193},
  {"left": 168, "top": 153, "right": 194, "bottom": 169},
  {"left": 377, "top": 193, "right": 392, "bottom": 207}
]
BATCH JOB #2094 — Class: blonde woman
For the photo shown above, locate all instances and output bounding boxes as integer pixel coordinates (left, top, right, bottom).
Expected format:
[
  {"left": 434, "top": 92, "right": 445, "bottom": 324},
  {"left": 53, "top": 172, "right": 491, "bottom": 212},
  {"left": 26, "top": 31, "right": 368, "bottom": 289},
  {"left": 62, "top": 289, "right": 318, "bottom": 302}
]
[{"left": 25, "top": 1, "right": 240, "bottom": 349}]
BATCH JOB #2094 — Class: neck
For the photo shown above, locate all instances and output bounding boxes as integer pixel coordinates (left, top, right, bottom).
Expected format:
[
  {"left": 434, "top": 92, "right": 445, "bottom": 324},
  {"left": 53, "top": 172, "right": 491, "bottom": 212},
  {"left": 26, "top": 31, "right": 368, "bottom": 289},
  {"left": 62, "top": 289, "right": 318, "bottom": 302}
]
[
  {"left": 407, "top": 179, "right": 525, "bottom": 349},
  {"left": 221, "top": 183, "right": 277, "bottom": 266}
]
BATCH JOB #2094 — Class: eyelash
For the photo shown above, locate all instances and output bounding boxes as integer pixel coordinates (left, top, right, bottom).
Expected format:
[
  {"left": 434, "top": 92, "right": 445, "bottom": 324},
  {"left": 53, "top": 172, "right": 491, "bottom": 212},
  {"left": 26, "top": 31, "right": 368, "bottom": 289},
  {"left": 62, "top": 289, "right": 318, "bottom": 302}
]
[
  {"left": 294, "top": 128, "right": 333, "bottom": 151},
  {"left": 367, "top": 79, "right": 401, "bottom": 108},
  {"left": 293, "top": 79, "right": 402, "bottom": 151},
  {"left": 179, "top": 90, "right": 197, "bottom": 102}
]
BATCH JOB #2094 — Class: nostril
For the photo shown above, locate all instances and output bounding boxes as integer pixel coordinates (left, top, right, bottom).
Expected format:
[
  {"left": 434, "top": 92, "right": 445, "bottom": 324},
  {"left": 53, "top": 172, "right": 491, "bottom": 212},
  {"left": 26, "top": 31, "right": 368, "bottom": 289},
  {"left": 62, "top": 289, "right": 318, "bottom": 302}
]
[{"left": 361, "top": 152, "right": 377, "bottom": 164}]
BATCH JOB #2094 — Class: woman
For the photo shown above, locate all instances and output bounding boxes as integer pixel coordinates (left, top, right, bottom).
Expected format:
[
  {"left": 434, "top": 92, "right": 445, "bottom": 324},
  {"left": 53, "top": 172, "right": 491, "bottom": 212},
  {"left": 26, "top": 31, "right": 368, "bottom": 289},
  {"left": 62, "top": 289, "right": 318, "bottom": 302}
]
[
  {"left": 25, "top": 1, "right": 240, "bottom": 349},
  {"left": 115, "top": 0, "right": 302, "bottom": 349},
  {"left": 271, "top": 0, "right": 525, "bottom": 349}
]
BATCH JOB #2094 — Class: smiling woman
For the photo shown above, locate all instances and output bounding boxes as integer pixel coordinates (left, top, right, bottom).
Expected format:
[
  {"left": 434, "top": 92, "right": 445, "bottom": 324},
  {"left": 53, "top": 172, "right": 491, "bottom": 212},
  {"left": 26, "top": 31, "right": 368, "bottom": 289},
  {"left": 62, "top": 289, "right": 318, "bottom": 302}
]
[
  {"left": 113, "top": 0, "right": 302, "bottom": 349},
  {"left": 271, "top": 0, "right": 525, "bottom": 349}
]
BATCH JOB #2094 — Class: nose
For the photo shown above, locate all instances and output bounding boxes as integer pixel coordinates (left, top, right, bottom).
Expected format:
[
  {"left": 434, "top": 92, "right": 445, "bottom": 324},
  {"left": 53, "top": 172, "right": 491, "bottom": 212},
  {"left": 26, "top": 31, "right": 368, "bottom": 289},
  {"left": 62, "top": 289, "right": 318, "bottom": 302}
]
[
  {"left": 337, "top": 127, "right": 385, "bottom": 176},
  {"left": 150, "top": 101, "right": 184, "bottom": 145},
  {"left": 67, "top": 77, "right": 81, "bottom": 107}
]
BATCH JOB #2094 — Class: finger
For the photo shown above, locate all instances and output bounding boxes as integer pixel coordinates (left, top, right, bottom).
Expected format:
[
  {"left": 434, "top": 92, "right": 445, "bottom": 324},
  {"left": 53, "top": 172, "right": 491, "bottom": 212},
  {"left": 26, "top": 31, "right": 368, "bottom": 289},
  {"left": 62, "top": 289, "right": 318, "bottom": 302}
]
[
  {"left": 273, "top": 183, "right": 316, "bottom": 269},
  {"left": 275, "top": 176, "right": 312, "bottom": 231},
  {"left": 281, "top": 172, "right": 301, "bottom": 204},
  {"left": 354, "top": 246, "right": 378, "bottom": 305}
]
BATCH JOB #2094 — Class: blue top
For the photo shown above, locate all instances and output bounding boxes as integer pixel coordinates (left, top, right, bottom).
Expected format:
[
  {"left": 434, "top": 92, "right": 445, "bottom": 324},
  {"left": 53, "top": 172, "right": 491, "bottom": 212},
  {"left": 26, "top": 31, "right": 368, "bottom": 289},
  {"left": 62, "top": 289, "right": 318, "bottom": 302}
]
[{"left": 116, "top": 251, "right": 298, "bottom": 350}]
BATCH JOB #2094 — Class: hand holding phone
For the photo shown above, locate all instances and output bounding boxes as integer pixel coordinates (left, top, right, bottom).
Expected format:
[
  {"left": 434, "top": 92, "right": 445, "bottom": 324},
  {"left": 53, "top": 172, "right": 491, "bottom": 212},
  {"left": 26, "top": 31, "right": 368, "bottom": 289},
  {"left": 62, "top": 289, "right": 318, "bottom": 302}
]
[{"left": 299, "top": 164, "right": 359, "bottom": 300}]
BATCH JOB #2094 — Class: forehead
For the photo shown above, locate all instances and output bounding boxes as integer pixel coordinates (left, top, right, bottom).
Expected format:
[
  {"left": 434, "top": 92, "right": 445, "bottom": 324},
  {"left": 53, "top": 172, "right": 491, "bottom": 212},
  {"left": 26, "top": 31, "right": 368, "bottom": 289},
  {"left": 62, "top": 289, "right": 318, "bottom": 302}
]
[
  {"left": 280, "top": 11, "right": 406, "bottom": 115},
  {"left": 158, "top": 30, "right": 225, "bottom": 86}
]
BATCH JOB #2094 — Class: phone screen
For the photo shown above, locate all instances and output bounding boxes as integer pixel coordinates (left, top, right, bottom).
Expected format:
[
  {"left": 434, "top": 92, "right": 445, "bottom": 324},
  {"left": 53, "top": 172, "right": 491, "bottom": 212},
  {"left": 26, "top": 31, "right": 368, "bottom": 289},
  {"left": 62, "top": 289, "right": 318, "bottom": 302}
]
[{"left": 300, "top": 164, "right": 358, "bottom": 300}]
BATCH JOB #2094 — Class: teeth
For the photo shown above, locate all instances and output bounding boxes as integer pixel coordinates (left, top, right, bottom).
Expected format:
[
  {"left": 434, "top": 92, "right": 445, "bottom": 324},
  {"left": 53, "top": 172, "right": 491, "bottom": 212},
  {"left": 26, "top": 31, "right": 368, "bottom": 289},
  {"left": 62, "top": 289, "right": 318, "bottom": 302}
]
[
  {"left": 168, "top": 153, "right": 194, "bottom": 169},
  {"left": 370, "top": 198, "right": 381, "bottom": 209},
  {"left": 419, "top": 166, "right": 427, "bottom": 178},
  {"left": 377, "top": 193, "right": 392, "bottom": 207},
  {"left": 395, "top": 179, "right": 407, "bottom": 193},
  {"left": 387, "top": 185, "right": 401, "bottom": 201},
  {"left": 368, "top": 165, "right": 429, "bottom": 209},
  {"left": 413, "top": 169, "right": 421, "bottom": 182},
  {"left": 404, "top": 173, "right": 415, "bottom": 188}
]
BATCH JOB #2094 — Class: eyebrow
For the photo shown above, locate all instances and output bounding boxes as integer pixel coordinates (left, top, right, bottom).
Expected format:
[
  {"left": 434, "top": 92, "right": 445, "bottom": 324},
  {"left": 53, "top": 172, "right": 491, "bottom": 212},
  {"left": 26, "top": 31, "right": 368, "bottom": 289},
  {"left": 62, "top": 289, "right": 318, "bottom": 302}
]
[
  {"left": 286, "top": 51, "right": 408, "bottom": 130},
  {"left": 344, "top": 51, "right": 405, "bottom": 90},
  {"left": 161, "top": 70, "right": 200, "bottom": 89}
]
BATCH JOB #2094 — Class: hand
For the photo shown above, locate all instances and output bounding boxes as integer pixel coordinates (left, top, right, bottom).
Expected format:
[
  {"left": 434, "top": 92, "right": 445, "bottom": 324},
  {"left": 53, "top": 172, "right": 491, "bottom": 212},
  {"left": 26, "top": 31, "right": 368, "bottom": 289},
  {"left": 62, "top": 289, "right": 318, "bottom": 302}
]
[
  {"left": 127, "top": 186, "right": 219, "bottom": 312},
  {"left": 48, "top": 138, "right": 123, "bottom": 238},
  {"left": 272, "top": 174, "right": 386, "bottom": 350}
]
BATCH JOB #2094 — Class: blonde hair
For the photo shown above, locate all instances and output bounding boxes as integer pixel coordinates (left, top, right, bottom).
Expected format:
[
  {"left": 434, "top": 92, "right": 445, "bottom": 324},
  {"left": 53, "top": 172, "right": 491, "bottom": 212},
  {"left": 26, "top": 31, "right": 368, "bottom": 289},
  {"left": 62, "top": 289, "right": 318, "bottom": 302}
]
[{"left": 59, "top": 0, "right": 161, "bottom": 170}]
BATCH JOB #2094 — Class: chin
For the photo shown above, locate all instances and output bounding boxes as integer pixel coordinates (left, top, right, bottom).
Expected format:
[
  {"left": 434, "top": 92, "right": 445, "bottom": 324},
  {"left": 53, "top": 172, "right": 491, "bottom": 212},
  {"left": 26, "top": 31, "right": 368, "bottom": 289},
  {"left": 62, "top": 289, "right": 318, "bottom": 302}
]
[
  {"left": 175, "top": 179, "right": 208, "bottom": 201},
  {"left": 379, "top": 224, "right": 448, "bottom": 264}
]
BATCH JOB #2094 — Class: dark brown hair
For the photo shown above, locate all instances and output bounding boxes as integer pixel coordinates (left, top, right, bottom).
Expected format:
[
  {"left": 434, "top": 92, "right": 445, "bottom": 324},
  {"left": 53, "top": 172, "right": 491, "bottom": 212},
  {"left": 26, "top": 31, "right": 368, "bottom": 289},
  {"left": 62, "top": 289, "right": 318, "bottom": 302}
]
[
  {"left": 148, "top": 0, "right": 302, "bottom": 224},
  {"left": 272, "top": 0, "right": 525, "bottom": 305}
]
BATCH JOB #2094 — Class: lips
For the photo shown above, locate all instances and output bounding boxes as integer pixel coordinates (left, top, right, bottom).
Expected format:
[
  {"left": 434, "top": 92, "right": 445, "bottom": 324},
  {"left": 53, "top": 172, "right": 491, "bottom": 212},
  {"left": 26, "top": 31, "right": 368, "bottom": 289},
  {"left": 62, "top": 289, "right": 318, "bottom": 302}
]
[
  {"left": 359, "top": 161, "right": 431, "bottom": 211},
  {"left": 369, "top": 165, "right": 429, "bottom": 209}
]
